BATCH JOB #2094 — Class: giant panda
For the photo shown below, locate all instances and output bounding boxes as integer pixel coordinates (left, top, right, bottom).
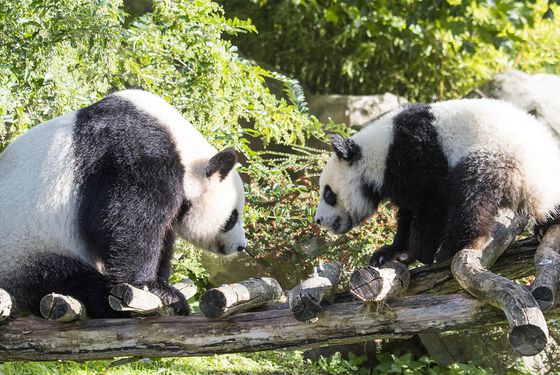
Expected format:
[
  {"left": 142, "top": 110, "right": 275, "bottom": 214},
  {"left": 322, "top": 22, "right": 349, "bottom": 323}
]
[
  {"left": 314, "top": 99, "right": 560, "bottom": 265},
  {"left": 0, "top": 90, "right": 247, "bottom": 318}
]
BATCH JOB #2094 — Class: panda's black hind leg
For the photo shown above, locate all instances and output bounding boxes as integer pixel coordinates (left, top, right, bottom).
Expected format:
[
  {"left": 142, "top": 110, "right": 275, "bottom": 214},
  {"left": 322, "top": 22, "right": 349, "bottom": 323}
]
[{"left": 0, "top": 253, "right": 128, "bottom": 318}]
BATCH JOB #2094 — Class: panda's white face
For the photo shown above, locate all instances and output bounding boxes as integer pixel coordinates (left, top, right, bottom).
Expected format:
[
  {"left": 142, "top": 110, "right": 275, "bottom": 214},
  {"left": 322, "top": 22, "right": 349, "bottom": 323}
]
[
  {"left": 175, "top": 149, "right": 247, "bottom": 256},
  {"left": 315, "top": 134, "right": 382, "bottom": 235}
]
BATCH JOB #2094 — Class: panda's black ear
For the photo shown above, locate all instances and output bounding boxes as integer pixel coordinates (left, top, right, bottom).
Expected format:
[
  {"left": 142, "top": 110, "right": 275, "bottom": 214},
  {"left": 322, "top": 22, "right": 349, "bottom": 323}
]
[
  {"left": 329, "top": 134, "right": 362, "bottom": 163},
  {"left": 206, "top": 148, "right": 237, "bottom": 180}
]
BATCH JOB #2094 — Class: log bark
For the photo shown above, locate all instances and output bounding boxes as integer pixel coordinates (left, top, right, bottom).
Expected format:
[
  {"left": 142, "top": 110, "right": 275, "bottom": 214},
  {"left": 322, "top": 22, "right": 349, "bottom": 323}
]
[
  {"left": 532, "top": 224, "right": 560, "bottom": 311},
  {"left": 451, "top": 209, "right": 548, "bottom": 356},
  {"left": 40, "top": 294, "right": 85, "bottom": 322},
  {"left": 200, "top": 277, "right": 283, "bottom": 319},
  {"left": 2, "top": 293, "right": 560, "bottom": 362},
  {"left": 350, "top": 262, "right": 410, "bottom": 302},
  {"left": 289, "top": 262, "right": 341, "bottom": 322},
  {"left": 109, "top": 284, "right": 164, "bottom": 315}
]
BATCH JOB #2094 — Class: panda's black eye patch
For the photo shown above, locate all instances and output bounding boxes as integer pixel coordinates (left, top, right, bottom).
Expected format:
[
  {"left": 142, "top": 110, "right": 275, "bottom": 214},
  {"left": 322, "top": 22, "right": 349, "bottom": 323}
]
[
  {"left": 222, "top": 209, "right": 239, "bottom": 232},
  {"left": 323, "top": 185, "right": 337, "bottom": 206}
]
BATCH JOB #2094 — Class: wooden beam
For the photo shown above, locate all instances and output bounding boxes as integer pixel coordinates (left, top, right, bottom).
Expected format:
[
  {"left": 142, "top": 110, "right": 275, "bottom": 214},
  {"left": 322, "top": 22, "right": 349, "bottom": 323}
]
[
  {"left": 532, "top": 225, "right": 560, "bottom": 311},
  {"left": 2, "top": 293, "right": 560, "bottom": 362}
]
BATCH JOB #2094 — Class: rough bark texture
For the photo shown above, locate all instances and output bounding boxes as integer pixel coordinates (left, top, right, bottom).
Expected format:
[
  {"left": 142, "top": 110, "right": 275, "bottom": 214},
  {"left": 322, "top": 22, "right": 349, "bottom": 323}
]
[
  {"left": 200, "top": 277, "right": 283, "bottom": 319},
  {"left": 289, "top": 262, "right": 342, "bottom": 322},
  {"left": 2, "top": 293, "right": 560, "bottom": 362},
  {"left": 408, "top": 237, "right": 538, "bottom": 296},
  {"left": 109, "top": 284, "right": 164, "bottom": 315},
  {"left": 40, "top": 294, "right": 85, "bottom": 322},
  {"left": 451, "top": 210, "right": 548, "bottom": 356},
  {"left": 532, "top": 225, "right": 560, "bottom": 311},
  {"left": 350, "top": 262, "right": 410, "bottom": 302}
]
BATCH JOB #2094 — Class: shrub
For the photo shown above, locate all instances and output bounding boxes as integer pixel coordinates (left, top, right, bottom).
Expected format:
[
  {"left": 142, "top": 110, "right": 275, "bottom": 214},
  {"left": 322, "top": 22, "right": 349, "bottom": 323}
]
[{"left": 220, "top": 0, "right": 560, "bottom": 101}]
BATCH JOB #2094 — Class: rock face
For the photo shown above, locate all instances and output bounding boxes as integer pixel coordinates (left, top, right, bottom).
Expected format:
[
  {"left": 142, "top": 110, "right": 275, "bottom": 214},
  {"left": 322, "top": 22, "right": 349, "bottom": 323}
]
[
  {"left": 469, "top": 70, "right": 560, "bottom": 140},
  {"left": 308, "top": 93, "right": 408, "bottom": 128}
]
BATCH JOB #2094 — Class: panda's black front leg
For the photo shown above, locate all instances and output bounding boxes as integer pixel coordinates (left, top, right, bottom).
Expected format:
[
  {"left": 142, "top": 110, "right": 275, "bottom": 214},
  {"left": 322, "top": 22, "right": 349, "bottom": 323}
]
[
  {"left": 148, "top": 230, "right": 189, "bottom": 315},
  {"left": 370, "top": 208, "right": 415, "bottom": 266}
]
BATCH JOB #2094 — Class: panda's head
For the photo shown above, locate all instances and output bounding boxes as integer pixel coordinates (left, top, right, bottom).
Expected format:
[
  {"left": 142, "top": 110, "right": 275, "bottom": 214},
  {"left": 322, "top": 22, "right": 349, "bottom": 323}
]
[
  {"left": 314, "top": 134, "right": 383, "bottom": 235},
  {"left": 175, "top": 148, "right": 247, "bottom": 256}
]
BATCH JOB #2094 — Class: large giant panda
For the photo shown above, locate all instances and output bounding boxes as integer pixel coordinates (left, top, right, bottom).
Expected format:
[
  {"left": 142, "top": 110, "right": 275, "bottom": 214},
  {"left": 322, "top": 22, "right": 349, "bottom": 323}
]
[
  {"left": 0, "top": 90, "right": 247, "bottom": 318},
  {"left": 314, "top": 99, "right": 560, "bottom": 265}
]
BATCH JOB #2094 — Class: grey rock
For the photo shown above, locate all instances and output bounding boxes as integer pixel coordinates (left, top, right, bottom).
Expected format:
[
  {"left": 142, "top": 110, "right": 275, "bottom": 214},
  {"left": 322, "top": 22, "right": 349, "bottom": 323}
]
[{"left": 308, "top": 94, "right": 408, "bottom": 128}]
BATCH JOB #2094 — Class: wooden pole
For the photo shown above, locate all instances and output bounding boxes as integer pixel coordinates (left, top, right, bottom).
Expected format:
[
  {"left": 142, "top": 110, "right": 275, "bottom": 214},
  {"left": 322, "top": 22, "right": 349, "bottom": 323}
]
[
  {"left": 200, "top": 277, "right": 283, "bottom": 319},
  {"left": 349, "top": 262, "right": 410, "bottom": 302},
  {"left": 2, "top": 293, "right": 560, "bottom": 362},
  {"left": 532, "top": 224, "right": 560, "bottom": 311},
  {"left": 451, "top": 209, "right": 548, "bottom": 356},
  {"left": 289, "top": 262, "right": 341, "bottom": 322}
]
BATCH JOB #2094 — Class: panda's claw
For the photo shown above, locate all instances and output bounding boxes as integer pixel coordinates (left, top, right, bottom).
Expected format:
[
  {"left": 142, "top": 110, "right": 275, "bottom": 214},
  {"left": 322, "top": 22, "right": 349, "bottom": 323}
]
[
  {"left": 369, "top": 244, "right": 413, "bottom": 267},
  {"left": 146, "top": 282, "right": 190, "bottom": 316}
]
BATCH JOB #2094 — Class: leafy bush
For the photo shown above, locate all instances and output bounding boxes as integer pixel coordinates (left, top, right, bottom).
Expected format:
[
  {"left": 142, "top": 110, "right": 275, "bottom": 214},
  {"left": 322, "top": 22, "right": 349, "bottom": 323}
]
[{"left": 221, "top": 0, "right": 560, "bottom": 101}]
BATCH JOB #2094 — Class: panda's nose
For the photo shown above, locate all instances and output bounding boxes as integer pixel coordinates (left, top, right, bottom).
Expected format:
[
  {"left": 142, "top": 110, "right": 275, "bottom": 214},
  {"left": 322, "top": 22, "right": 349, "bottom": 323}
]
[
  {"left": 316, "top": 217, "right": 322, "bottom": 225},
  {"left": 237, "top": 245, "right": 246, "bottom": 252}
]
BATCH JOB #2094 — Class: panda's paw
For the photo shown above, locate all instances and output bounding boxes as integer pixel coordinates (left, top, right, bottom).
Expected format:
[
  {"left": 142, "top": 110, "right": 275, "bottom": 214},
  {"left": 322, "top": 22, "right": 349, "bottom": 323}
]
[
  {"left": 369, "top": 245, "right": 414, "bottom": 267},
  {"left": 147, "top": 283, "right": 190, "bottom": 316}
]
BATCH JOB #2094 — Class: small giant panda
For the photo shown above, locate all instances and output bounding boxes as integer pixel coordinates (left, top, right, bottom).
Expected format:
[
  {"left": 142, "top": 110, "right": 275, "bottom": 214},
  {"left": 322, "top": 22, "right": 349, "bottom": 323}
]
[
  {"left": 0, "top": 90, "right": 247, "bottom": 318},
  {"left": 314, "top": 99, "right": 560, "bottom": 265}
]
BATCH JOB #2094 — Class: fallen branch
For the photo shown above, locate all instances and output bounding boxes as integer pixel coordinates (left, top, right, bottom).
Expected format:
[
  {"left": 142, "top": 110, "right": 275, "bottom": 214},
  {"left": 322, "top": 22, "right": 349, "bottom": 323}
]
[
  {"left": 40, "top": 294, "right": 85, "bottom": 322},
  {"left": 349, "top": 262, "right": 410, "bottom": 302},
  {"left": 2, "top": 293, "right": 560, "bottom": 362},
  {"left": 289, "top": 262, "right": 341, "bottom": 322},
  {"left": 451, "top": 209, "right": 548, "bottom": 356},
  {"left": 200, "top": 277, "right": 283, "bottom": 319},
  {"left": 532, "top": 224, "right": 560, "bottom": 311}
]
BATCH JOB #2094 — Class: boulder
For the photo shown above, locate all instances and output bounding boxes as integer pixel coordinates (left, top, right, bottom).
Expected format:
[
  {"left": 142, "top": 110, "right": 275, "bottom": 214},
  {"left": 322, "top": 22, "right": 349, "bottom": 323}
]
[
  {"left": 308, "top": 94, "right": 408, "bottom": 128},
  {"left": 469, "top": 70, "right": 560, "bottom": 140}
]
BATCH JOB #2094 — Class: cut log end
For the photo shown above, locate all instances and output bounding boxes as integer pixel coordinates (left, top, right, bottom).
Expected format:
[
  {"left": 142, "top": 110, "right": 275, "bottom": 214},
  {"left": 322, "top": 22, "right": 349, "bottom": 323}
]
[
  {"left": 532, "top": 286, "right": 554, "bottom": 311},
  {"left": 40, "top": 293, "right": 85, "bottom": 322},
  {"left": 199, "top": 289, "right": 227, "bottom": 319},
  {"left": 350, "top": 262, "right": 410, "bottom": 302},
  {"left": 109, "top": 284, "right": 163, "bottom": 315},
  {"left": 509, "top": 324, "right": 549, "bottom": 356},
  {"left": 291, "top": 295, "right": 322, "bottom": 323}
]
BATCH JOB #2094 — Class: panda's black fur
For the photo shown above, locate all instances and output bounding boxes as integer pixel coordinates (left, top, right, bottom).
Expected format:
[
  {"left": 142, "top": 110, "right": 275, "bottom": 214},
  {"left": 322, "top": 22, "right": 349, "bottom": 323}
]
[
  {"left": 0, "top": 90, "right": 246, "bottom": 318},
  {"left": 315, "top": 99, "right": 560, "bottom": 265}
]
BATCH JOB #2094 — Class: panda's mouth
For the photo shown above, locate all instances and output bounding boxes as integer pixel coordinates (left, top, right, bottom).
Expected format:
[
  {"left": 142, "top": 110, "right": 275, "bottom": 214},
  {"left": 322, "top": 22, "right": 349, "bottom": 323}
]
[{"left": 330, "top": 215, "right": 353, "bottom": 234}]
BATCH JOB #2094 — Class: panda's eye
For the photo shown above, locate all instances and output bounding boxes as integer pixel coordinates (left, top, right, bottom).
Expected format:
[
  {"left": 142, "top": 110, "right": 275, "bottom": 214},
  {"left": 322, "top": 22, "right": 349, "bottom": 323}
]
[
  {"left": 222, "top": 209, "right": 239, "bottom": 232},
  {"left": 323, "top": 185, "right": 337, "bottom": 206}
]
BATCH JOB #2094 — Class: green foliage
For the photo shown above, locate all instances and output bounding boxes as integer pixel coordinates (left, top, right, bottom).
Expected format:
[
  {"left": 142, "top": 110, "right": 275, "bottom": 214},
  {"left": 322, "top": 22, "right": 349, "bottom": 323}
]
[{"left": 221, "top": 0, "right": 560, "bottom": 101}]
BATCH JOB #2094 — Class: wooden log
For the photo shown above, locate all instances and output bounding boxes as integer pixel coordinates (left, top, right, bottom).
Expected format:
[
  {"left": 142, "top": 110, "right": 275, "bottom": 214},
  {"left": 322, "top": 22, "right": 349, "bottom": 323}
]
[
  {"left": 0, "top": 288, "right": 14, "bottom": 322},
  {"left": 109, "top": 284, "right": 164, "bottom": 315},
  {"left": 200, "top": 277, "right": 283, "bottom": 319},
  {"left": 532, "top": 225, "right": 560, "bottom": 311},
  {"left": 349, "top": 262, "right": 410, "bottom": 302},
  {"left": 40, "top": 293, "right": 85, "bottom": 322},
  {"left": 451, "top": 209, "right": 549, "bottom": 356},
  {"left": 288, "top": 262, "right": 342, "bottom": 322},
  {"left": 408, "top": 237, "right": 538, "bottom": 296},
  {"left": 174, "top": 278, "right": 198, "bottom": 301},
  {"left": 2, "top": 293, "right": 560, "bottom": 362}
]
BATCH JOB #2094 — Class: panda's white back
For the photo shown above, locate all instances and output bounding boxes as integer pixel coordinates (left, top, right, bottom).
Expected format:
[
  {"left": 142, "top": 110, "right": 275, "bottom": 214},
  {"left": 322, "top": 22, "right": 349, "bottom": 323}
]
[
  {"left": 0, "top": 112, "right": 88, "bottom": 274},
  {"left": 430, "top": 99, "right": 560, "bottom": 219}
]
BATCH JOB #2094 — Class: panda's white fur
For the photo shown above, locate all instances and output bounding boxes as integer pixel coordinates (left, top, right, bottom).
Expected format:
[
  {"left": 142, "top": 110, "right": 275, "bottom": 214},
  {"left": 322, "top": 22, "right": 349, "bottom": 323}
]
[
  {"left": 0, "top": 90, "right": 246, "bottom": 317},
  {"left": 315, "top": 98, "right": 560, "bottom": 264}
]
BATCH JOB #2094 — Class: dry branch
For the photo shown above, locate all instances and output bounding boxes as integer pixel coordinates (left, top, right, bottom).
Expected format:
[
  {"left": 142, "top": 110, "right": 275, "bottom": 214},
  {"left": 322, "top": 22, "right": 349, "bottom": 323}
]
[
  {"left": 532, "top": 224, "right": 560, "bottom": 311},
  {"left": 109, "top": 284, "right": 164, "bottom": 315},
  {"left": 451, "top": 209, "right": 548, "bottom": 356},
  {"left": 350, "top": 262, "right": 410, "bottom": 302},
  {"left": 289, "top": 262, "right": 341, "bottom": 322},
  {"left": 2, "top": 293, "right": 560, "bottom": 362},
  {"left": 200, "top": 277, "right": 283, "bottom": 319},
  {"left": 40, "top": 294, "right": 85, "bottom": 322}
]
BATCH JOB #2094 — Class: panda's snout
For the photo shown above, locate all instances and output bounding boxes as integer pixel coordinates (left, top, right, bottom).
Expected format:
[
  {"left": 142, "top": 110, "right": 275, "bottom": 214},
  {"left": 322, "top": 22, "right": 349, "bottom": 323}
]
[
  {"left": 237, "top": 245, "right": 246, "bottom": 252},
  {"left": 315, "top": 217, "right": 322, "bottom": 225}
]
